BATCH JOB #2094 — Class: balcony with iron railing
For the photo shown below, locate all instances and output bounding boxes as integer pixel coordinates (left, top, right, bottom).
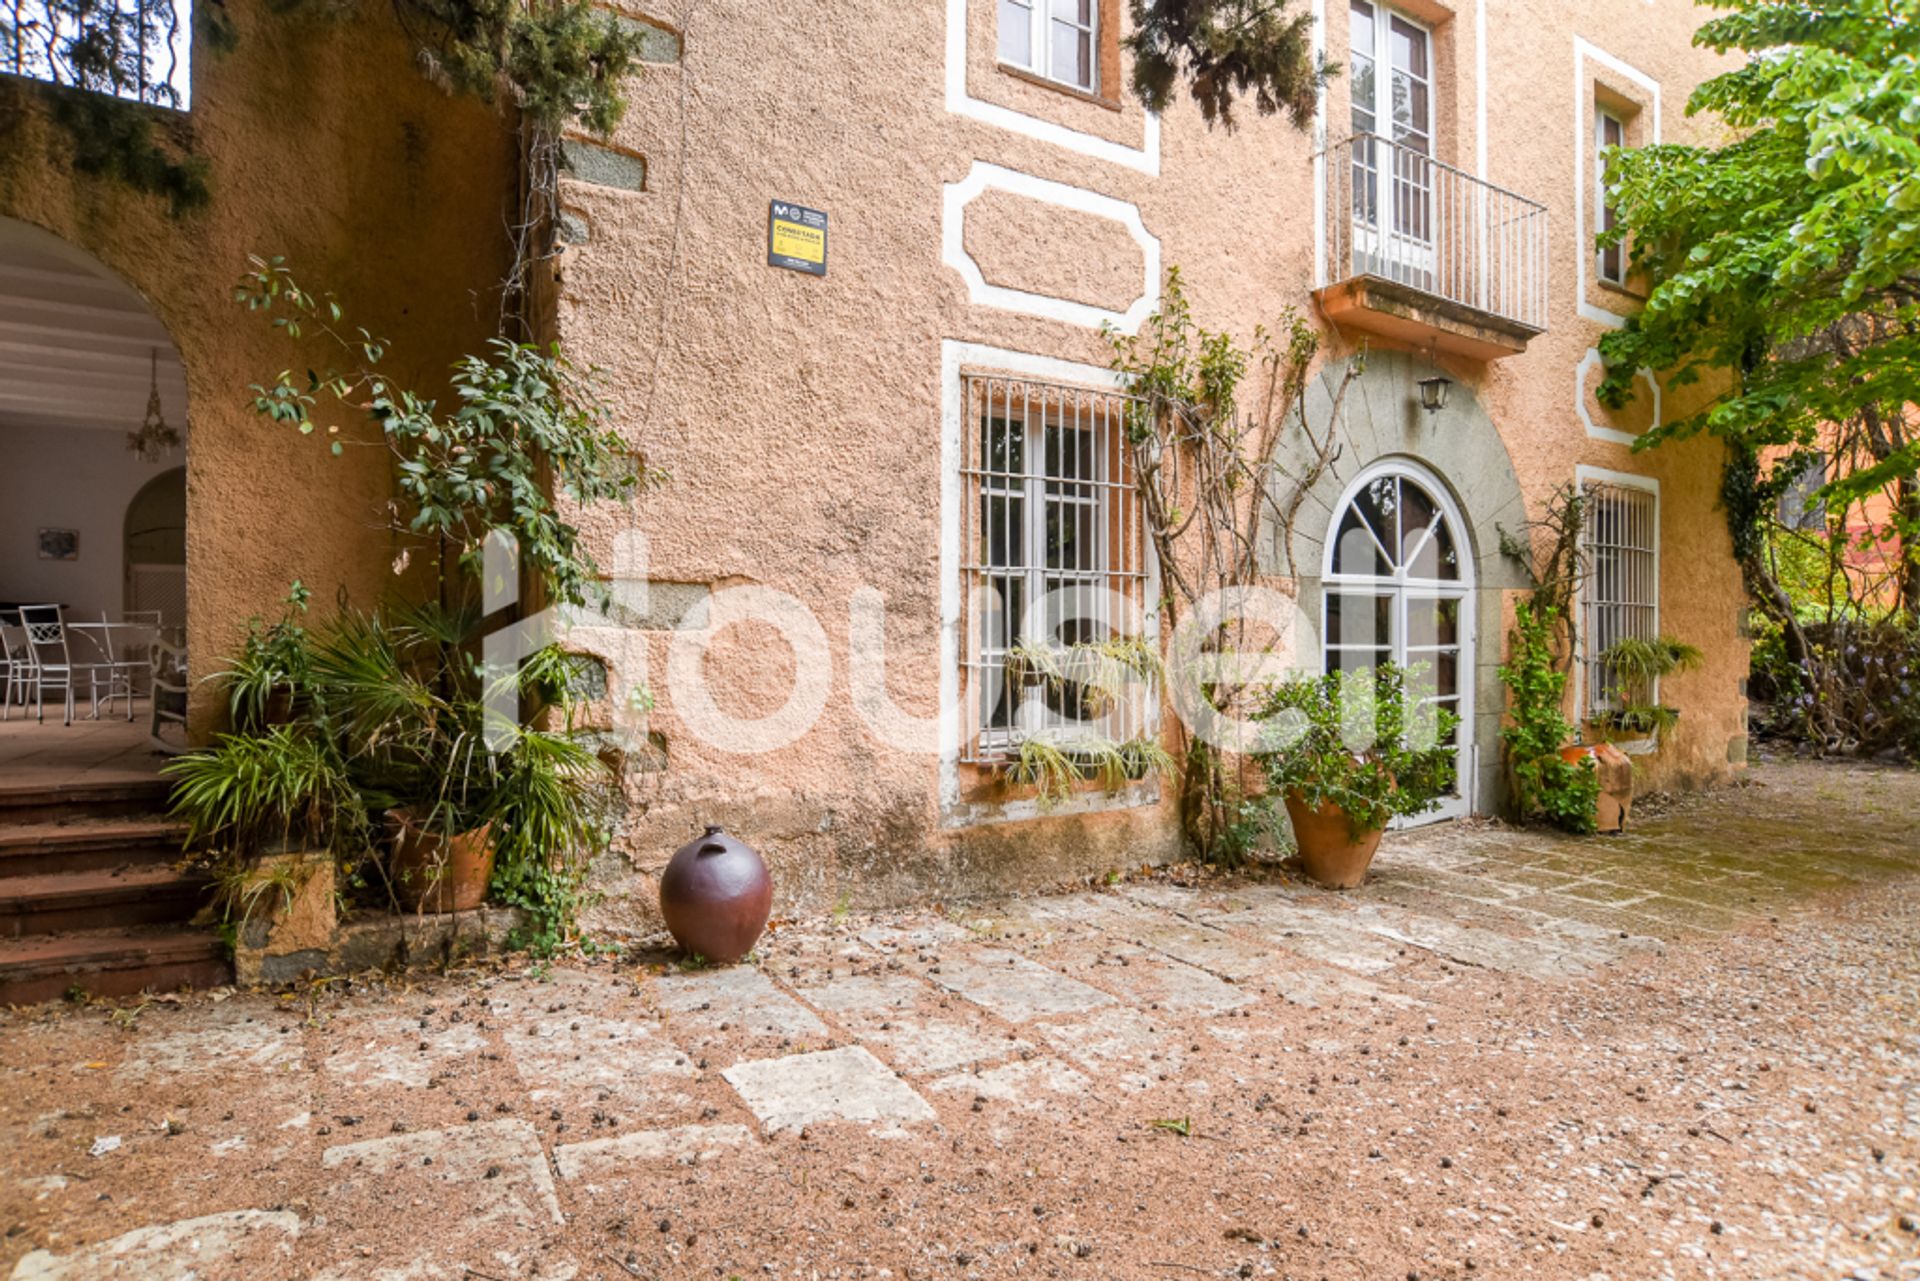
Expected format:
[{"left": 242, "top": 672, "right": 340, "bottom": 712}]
[
  {"left": 3, "top": 0, "right": 192, "bottom": 109},
  {"left": 1316, "top": 132, "right": 1549, "bottom": 361}
]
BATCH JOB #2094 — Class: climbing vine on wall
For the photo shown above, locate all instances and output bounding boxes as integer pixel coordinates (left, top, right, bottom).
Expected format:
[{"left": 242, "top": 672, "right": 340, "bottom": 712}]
[{"left": 1107, "top": 267, "right": 1361, "bottom": 863}]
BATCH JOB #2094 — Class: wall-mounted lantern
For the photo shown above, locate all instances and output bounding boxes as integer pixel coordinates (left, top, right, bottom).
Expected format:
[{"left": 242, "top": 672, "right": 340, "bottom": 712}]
[{"left": 1416, "top": 374, "right": 1453, "bottom": 417}]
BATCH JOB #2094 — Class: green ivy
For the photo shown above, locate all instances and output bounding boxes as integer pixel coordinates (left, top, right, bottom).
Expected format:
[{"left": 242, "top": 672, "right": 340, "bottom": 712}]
[{"left": 1499, "top": 601, "right": 1599, "bottom": 835}]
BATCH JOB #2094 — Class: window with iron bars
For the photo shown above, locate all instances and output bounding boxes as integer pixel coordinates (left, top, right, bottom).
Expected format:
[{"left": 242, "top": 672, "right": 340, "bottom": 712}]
[
  {"left": 958, "top": 373, "right": 1154, "bottom": 764},
  {"left": 4, "top": 0, "right": 193, "bottom": 109},
  {"left": 1580, "top": 480, "right": 1658, "bottom": 714}
]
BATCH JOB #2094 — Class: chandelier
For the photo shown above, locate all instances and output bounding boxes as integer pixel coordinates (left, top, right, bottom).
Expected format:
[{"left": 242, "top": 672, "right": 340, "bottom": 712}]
[{"left": 127, "top": 348, "right": 182, "bottom": 464}]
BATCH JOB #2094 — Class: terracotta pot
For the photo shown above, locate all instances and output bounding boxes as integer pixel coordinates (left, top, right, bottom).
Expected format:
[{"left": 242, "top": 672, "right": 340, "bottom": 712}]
[
  {"left": 659, "top": 825, "right": 773, "bottom": 964},
  {"left": 263, "top": 684, "right": 297, "bottom": 727},
  {"left": 1558, "top": 742, "right": 1634, "bottom": 833},
  {"left": 1284, "top": 791, "right": 1386, "bottom": 890},
  {"left": 387, "top": 809, "right": 496, "bottom": 913}
]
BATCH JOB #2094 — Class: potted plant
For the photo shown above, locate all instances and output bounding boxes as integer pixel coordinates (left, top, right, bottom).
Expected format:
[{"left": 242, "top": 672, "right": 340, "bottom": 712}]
[
  {"left": 217, "top": 581, "right": 315, "bottom": 730},
  {"left": 1589, "top": 634, "right": 1703, "bottom": 746},
  {"left": 1254, "top": 663, "right": 1460, "bottom": 888},
  {"left": 309, "top": 604, "right": 615, "bottom": 916}
]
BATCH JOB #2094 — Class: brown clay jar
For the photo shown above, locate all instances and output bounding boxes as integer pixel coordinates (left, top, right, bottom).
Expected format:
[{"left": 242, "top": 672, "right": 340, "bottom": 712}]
[{"left": 658, "top": 825, "right": 773, "bottom": 963}]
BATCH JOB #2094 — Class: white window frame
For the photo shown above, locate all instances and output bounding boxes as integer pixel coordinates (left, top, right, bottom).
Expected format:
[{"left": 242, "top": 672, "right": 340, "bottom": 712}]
[
  {"left": 1574, "top": 467, "right": 1660, "bottom": 745},
  {"left": 1320, "top": 458, "right": 1477, "bottom": 825},
  {"left": 1595, "top": 106, "right": 1628, "bottom": 286},
  {"left": 998, "top": 0, "right": 1098, "bottom": 94},
  {"left": 958, "top": 371, "right": 1153, "bottom": 764},
  {"left": 1348, "top": 0, "right": 1436, "bottom": 275}
]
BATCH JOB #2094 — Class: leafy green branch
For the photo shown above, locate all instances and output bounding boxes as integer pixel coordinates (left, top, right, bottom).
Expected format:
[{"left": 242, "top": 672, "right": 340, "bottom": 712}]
[{"left": 234, "top": 254, "right": 662, "bottom": 611}]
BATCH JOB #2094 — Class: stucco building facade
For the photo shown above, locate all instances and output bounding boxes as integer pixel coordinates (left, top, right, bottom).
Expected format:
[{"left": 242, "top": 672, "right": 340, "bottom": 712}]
[
  {"left": 1, "top": 0, "right": 1752, "bottom": 929},
  {"left": 543, "top": 0, "right": 1750, "bottom": 922}
]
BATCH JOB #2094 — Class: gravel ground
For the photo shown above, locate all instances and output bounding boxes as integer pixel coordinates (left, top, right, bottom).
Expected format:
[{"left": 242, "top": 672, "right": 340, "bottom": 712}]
[{"left": 1, "top": 758, "right": 1916, "bottom": 1281}]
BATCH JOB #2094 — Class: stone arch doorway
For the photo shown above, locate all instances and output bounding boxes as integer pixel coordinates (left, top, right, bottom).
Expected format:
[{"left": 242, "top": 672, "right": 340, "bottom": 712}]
[
  {"left": 124, "top": 466, "right": 187, "bottom": 633},
  {"left": 0, "top": 215, "right": 189, "bottom": 715},
  {"left": 1267, "top": 350, "right": 1530, "bottom": 815}
]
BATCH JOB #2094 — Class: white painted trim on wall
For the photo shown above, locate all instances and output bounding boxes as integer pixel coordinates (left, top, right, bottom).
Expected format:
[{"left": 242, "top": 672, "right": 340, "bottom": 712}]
[
  {"left": 945, "top": 0, "right": 1161, "bottom": 174},
  {"left": 1474, "top": 0, "right": 1487, "bottom": 179},
  {"left": 1571, "top": 464, "right": 1662, "bottom": 744},
  {"left": 1575, "top": 347, "right": 1660, "bottom": 446},
  {"left": 1572, "top": 37, "right": 1661, "bottom": 330},
  {"left": 937, "top": 339, "right": 1161, "bottom": 826},
  {"left": 1311, "top": 0, "right": 1328, "bottom": 286},
  {"left": 941, "top": 162, "right": 1162, "bottom": 333}
]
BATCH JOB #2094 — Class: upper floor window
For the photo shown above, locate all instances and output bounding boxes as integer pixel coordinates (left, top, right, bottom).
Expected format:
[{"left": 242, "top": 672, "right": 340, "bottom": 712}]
[
  {"left": 999, "top": 0, "right": 1097, "bottom": 94},
  {"left": 1350, "top": 1, "right": 1431, "bottom": 155},
  {"left": 1348, "top": 2, "right": 1433, "bottom": 250},
  {"left": 2, "top": 0, "right": 192, "bottom": 109},
  {"left": 1595, "top": 107, "right": 1628, "bottom": 285}
]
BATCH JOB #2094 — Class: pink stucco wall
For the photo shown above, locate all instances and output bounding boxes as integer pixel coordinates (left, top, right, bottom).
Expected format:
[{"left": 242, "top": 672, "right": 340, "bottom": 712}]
[{"left": 546, "top": 0, "right": 1752, "bottom": 928}]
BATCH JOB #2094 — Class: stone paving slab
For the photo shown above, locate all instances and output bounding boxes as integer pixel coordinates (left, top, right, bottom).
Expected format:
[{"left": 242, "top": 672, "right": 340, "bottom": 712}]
[
  {"left": 1336, "top": 901, "right": 1625, "bottom": 979},
  {"left": 319, "top": 1118, "right": 563, "bottom": 1227},
  {"left": 1040, "top": 894, "right": 1283, "bottom": 981},
  {"left": 1049, "top": 942, "right": 1256, "bottom": 1015},
  {"left": 928, "top": 1056, "right": 1092, "bottom": 1111},
  {"left": 1179, "top": 886, "right": 1410, "bottom": 975},
  {"left": 922, "top": 947, "right": 1116, "bottom": 1022},
  {"left": 789, "top": 970, "right": 1033, "bottom": 1075},
  {"left": 1036, "top": 1006, "right": 1201, "bottom": 1091},
  {"left": 319, "top": 1013, "right": 488, "bottom": 1091},
  {"left": 721, "top": 1045, "right": 937, "bottom": 1133},
  {"left": 500, "top": 1010, "right": 698, "bottom": 1122},
  {"left": 553, "top": 1122, "right": 753, "bottom": 1179},
  {"left": 112, "top": 1007, "right": 303, "bottom": 1083},
  {"left": 653, "top": 966, "right": 829, "bottom": 1045},
  {"left": 8, "top": 1209, "right": 301, "bottom": 1280}
]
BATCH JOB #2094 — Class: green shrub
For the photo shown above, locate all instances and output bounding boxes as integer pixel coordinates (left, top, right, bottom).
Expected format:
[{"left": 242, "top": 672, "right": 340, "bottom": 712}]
[
  {"left": 1253, "top": 663, "right": 1460, "bottom": 838},
  {"left": 1500, "top": 601, "right": 1599, "bottom": 834}
]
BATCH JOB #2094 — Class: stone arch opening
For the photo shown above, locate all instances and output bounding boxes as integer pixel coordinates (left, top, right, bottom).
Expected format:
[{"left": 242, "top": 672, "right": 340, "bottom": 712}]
[{"left": 0, "top": 214, "right": 189, "bottom": 642}]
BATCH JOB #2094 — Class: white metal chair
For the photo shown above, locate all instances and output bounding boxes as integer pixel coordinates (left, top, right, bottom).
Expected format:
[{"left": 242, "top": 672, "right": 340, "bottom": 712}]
[
  {"left": 149, "top": 638, "right": 191, "bottom": 753},
  {"left": 0, "top": 613, "right": 32, "bottom": 722},
  {"left": 19, "top": 605, "right": 85, "bottom": 725},
  {"left": 120, "top": 610, "right": 163, "bottom": 697},
  {"left": 87, "top": 613, "right": 146, "bottom": 721}
]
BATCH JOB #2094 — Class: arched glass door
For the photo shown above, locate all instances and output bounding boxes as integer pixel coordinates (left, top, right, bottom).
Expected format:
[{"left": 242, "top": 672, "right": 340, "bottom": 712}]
[{"left": 1322, "top": 462, "right": 1474, "bottom": 823}]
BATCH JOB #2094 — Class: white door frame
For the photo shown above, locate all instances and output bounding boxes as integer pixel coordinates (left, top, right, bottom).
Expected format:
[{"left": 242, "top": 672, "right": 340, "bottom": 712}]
[
  {"left": 1348, "top": 0, "right": 1436, "bottom": 284},
  {"left": 1320, "top": 458, "right": 1477, "bottom": 824}
]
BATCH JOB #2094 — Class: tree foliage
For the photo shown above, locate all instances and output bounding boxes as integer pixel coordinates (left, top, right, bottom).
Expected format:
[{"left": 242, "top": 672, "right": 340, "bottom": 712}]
[
  {"left": 235, "top": 255, "right": 660, "bottom": 611},
  {"left": 1595, "top": 0, "right": 1920, "bottom": 613},
  {"left": 10, "top": 0, "right": 642, "bottom": 215},
  {"left": 1126, "top": 0, "right": 1332, "bottom": 131}
]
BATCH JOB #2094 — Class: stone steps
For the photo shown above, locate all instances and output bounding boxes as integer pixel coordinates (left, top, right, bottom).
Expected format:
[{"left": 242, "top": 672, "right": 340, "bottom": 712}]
[
  {"left": 0, "top": 774, "right": 228, "bottom": 1004},
  {"left": 0, "top": 863, "right": 211, "bottom": 938},
  {"left": 0, "top": 816, "right": 188, "bottom": 876},
  {"left": 0, "top": 926, "right": 229, "bottom": 1006}
]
